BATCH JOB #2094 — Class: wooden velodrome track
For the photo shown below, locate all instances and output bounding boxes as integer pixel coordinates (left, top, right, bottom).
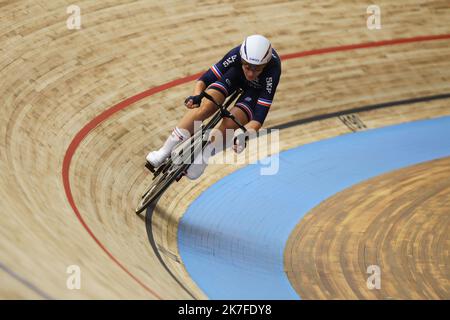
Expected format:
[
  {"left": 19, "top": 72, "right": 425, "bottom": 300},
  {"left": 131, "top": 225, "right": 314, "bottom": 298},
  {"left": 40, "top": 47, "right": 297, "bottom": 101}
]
[{"left": 1, "top": 0, "right": 449, "bottom": 299}]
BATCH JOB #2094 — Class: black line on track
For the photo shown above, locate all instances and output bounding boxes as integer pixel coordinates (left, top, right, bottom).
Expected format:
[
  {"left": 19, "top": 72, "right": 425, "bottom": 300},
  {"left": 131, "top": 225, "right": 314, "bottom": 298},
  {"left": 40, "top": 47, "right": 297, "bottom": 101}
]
[
  {"left": 268, "top": 93, "right": 450, "bottom": 131},
  {"left": 144, "top": 198, "right": 197, "bottom": 300}
]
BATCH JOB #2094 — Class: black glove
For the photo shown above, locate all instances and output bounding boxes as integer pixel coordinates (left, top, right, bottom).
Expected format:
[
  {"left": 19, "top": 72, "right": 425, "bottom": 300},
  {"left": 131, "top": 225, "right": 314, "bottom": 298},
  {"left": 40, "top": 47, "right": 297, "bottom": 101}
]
[{"left": 184, "top": 93, "right": 204, "bottom": 107}]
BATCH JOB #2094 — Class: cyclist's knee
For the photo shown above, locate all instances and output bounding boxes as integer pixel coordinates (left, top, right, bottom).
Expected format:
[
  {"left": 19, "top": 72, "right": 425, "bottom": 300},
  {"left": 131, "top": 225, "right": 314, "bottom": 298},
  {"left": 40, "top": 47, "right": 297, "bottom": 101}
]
[
  {"left": 193, "top": 108, "right": 206, "bottom": 122},
  {"left": 205, "top": 88, "right": 225, "bottom": 103}
]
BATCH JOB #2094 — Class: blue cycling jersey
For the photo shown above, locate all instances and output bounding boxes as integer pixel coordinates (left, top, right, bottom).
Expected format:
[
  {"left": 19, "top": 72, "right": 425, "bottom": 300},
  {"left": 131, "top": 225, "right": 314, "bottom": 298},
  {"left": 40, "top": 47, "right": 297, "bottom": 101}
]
[{"left": 198, "top": 45, "right": 282, "bottom": 125}]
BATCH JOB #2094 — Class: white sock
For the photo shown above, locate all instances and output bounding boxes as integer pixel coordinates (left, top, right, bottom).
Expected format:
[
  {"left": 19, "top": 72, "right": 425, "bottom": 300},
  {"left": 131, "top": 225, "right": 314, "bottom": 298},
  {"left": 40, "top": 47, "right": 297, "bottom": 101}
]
[{"left": 159, "top": 127, "right": 189, "bottom": 155}]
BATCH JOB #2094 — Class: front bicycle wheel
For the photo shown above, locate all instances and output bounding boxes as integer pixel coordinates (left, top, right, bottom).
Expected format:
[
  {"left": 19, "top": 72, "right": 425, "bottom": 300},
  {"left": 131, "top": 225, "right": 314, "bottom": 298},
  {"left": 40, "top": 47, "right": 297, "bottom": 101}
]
[
  {"left": 135, "top": 162, "right": 188, "bottom": 214},
  {"left": 135, "top": 183, "right": 157, "bottom": 214}
]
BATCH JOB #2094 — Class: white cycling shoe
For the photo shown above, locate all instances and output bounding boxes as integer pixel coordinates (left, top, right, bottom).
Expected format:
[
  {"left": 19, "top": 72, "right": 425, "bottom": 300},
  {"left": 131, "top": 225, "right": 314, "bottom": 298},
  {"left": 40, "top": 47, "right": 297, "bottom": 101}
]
[
  {"left": 146, "top": 149, "right": 170, "bottom": 168},
  {"left": 146, "top": 127, "right": 189, "bottom": 169},
  {"left": 186, "top": 162, "right": 208, "bottom": 180},
  {"left": 185, "top": 152, "right": 208, "bottom": 180}
]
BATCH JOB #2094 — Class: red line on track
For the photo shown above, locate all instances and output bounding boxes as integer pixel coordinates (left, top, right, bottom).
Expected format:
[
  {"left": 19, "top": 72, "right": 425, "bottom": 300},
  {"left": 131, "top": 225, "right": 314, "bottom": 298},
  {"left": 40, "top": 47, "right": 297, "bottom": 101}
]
[
  {"left": 281, "top": 34, "right": 450, "bottom": 60},
  {"left": 62, "top": 34, "right": 450, "bottom": 299}
]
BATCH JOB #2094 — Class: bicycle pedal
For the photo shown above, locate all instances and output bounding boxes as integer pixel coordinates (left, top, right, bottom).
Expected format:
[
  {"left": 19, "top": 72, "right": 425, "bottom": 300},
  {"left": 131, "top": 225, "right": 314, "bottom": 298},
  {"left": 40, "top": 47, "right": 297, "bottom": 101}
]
[{"left": 145, "top": 161, "right": 156, "bottom": 173}]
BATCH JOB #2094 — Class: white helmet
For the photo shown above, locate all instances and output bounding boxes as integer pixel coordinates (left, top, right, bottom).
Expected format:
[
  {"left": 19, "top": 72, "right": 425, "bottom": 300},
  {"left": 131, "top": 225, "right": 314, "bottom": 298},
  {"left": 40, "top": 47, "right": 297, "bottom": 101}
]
[{"left": 240, "top": 35, "right": 272, "bottom": 65}]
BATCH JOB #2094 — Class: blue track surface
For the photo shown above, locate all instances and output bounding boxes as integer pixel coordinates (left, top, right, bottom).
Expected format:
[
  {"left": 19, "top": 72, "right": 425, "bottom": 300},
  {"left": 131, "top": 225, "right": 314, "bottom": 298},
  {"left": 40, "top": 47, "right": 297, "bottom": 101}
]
[{"left": 178, "top": 115, "right": 450, "bottom": 299}]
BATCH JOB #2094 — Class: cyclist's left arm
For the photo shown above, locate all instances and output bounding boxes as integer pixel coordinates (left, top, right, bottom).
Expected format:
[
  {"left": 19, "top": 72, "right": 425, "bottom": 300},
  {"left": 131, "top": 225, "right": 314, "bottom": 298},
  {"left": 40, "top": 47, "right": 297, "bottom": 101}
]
[{"left": 251, "top": 70, "right": 281, "bottom": 130}]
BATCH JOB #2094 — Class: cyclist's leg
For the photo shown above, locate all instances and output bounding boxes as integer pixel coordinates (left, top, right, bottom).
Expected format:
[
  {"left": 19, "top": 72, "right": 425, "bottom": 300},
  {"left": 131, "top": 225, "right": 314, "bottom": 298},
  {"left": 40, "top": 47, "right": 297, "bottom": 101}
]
[
  {"left": 214, "top": 107, "right": 249, "bottom": 148},
  {"left": 185, "top": 87, "right": 253, "bottom": 180},
  {"left": 185, "top": 107, "right": 249, "bottom": 180},
  {"left": 147, "top": 69, "right": 241, "bottom": 168},
  {"left": 214, "top": 87, "right": 259, "bottom": 149},
  {"left": 176, "top": 89, "right": 225, "bottom": 135},
  {"left": 210, "top": 87, "right": 258, "bottom": 152},
  {"left": 145, "top": 89, "right": 225, "bottom": 168}
]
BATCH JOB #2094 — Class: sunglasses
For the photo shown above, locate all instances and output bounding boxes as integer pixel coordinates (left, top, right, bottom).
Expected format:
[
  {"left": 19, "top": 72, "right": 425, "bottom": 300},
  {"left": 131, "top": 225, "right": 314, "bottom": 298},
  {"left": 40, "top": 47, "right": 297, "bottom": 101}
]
[{"left": 241, "top": 60, "right": 266, "bottom": 72}]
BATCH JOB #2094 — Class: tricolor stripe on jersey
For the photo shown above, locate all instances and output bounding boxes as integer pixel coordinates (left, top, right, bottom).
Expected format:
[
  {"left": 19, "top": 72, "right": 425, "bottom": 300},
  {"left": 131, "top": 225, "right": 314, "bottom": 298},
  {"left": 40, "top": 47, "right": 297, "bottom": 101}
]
[
  {"left": 257, "top": 98, "right": 272, "bottom": 107},
  {"left": 209, "top": 82, "right": 229, "bottom": 96},
  {"left": 235, "top": 102, "right": 253, "bottom": 121},
  {"left": 210, "top": 64, "right": 223, "bottom": 80}
]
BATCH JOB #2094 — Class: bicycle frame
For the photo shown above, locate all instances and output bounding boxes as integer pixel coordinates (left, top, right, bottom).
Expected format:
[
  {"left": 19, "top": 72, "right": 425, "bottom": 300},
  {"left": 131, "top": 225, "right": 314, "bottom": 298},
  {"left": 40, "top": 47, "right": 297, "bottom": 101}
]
[
  {"left": 136, "top": 89, "right": 244, "bottom": 214},
  {"left": 171, "top": 89, "right": 245, "bottom": 167}
]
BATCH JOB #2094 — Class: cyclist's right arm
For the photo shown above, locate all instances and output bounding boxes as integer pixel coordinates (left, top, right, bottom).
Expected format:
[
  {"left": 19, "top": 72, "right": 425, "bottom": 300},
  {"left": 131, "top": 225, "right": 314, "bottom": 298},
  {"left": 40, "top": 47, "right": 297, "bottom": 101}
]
[
  {"left": 185, "top": 46, "right": 240, "bottom": 108},
  {"left": 193, "top": 81, "right": 206, "bottom": 95},
  {"left": 185, "top": 81, "right": 207, "bottom": 108}
]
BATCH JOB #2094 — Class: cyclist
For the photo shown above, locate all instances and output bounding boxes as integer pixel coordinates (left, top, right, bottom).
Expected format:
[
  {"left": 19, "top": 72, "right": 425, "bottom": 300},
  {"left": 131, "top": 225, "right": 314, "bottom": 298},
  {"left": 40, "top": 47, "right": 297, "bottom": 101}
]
[{"left": 146, "top": 34, "right": 281, "bottom": 179}]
